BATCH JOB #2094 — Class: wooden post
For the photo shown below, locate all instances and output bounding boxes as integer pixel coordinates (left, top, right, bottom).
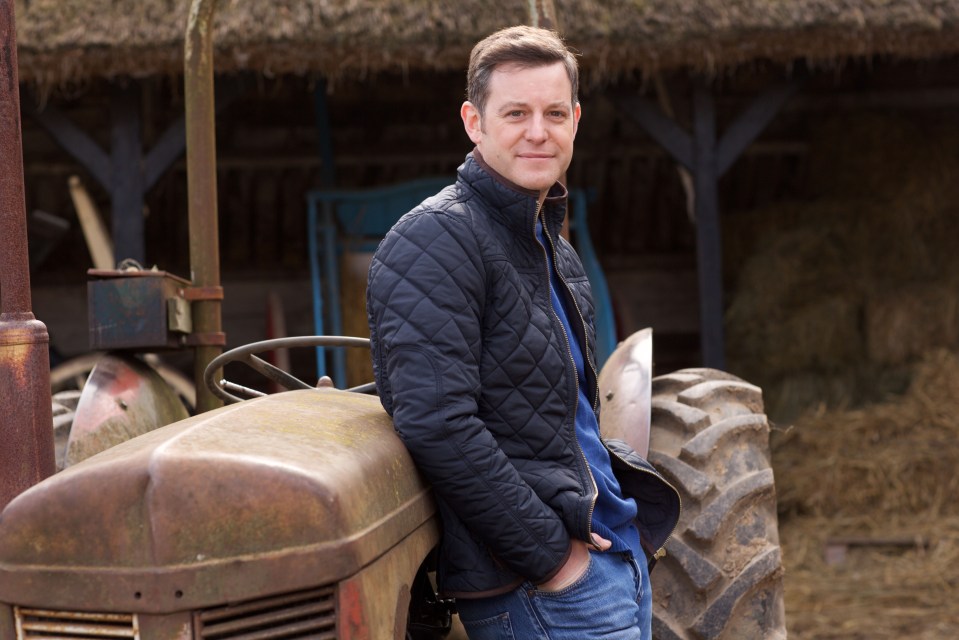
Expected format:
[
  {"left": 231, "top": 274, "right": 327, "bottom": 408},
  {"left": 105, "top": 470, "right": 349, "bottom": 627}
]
[
  {"left": 109, "top": 84, "right": 145, "bottom": 264},
  {"left": 616, "top": 76, "right": 802, "bottom": 369},
  {"left": 528, "top": 0, "right": 560, "bottom": 30},
  {"left": 691, "top": 82, "right": 725, "bottom": 369}
]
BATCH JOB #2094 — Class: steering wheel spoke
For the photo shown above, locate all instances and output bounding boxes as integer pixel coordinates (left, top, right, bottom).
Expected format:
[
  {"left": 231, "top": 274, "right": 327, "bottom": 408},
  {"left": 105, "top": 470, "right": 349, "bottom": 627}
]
[
  {"left": 246, "top": 354, "right": 315, "bottom": 391},
  {"left": 204, "top": 336, "right": 373, "bottom": 404}
]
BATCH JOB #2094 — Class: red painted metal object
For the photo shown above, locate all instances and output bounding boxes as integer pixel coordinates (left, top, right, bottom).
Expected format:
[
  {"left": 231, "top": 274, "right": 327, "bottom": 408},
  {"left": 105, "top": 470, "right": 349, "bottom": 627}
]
[
  {"left": 63, "top": 354, "right": 189, "bottom": 468},
  {"left": 0, "top": 0, "right": 55, "bottom": 510}
]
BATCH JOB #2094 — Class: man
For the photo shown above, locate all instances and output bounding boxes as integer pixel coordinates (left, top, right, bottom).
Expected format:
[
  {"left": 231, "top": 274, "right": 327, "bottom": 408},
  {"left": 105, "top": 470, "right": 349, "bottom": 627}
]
[{"left": 366, "top": 25, "right": 679, "bottom": 639}]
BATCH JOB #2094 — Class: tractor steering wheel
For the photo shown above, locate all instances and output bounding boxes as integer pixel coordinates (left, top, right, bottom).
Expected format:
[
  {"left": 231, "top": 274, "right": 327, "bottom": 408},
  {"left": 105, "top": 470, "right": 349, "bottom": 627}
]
[{"left": 204, "top": 336, "right": 374, "bottom": 404}]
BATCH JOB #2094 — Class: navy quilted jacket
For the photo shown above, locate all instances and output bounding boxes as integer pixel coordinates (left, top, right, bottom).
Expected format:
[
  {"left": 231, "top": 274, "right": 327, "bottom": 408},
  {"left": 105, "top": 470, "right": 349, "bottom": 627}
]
[{"left": 367, "top": 152, "right": 680, "bottom": 597}]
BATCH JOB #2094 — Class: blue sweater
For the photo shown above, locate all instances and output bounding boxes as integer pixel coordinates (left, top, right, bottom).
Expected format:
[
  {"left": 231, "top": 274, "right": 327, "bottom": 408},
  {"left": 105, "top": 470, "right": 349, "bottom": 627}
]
[{"left": 537, "top": 220, "right": 642, "bottom": 558}]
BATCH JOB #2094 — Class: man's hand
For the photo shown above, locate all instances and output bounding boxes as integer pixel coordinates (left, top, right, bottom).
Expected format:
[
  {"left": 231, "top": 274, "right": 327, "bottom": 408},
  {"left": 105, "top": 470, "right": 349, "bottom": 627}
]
[{"left": 538, "top": 533, "right": 612, "bottom": 592}]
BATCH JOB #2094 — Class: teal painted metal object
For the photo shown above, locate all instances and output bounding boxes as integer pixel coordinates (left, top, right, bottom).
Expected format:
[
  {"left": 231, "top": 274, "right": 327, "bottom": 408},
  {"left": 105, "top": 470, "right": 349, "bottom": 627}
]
[
  {"left": 306, "top": 181, "right": 617, "bottom": 385},
  {"left": 306, "top": 177, "right": 451, "bottom": 386},
  {"left": 568, "top": 188, "right": 617, "bottom": 368}
]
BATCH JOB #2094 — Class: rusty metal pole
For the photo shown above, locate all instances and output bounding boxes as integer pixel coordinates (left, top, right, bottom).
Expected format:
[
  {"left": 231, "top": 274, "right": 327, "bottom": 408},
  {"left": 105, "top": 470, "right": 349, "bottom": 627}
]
[
  {"left": 185, "top": 0, "right": 224, "bottom": 413},
  {"left": 0, "top": 0, "right": 55, "bottom": 509}
]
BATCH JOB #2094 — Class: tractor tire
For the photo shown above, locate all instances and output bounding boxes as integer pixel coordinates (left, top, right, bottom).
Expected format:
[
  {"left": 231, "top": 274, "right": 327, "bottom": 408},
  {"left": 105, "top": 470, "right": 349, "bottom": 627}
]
[{"left": 647, "top": 368, "right": 786, "bottom": 640}]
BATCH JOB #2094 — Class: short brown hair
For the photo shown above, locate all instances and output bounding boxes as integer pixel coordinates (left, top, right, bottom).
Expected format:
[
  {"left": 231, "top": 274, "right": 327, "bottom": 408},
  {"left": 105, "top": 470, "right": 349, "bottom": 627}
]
[{"left": 466, "top": 25, "right": 579, "bottom": 116}]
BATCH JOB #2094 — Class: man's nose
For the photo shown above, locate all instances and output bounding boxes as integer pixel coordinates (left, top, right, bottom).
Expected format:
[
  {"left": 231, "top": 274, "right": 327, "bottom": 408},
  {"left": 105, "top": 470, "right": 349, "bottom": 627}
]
[{"left": 525, "top": 114, "right": 548, "bottom": 142}]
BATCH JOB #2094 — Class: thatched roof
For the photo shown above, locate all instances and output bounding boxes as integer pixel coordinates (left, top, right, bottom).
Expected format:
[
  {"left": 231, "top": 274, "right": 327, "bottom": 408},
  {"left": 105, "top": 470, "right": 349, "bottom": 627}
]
[{"left": 13, "top": 0, "right": 959, "bottom": 87}]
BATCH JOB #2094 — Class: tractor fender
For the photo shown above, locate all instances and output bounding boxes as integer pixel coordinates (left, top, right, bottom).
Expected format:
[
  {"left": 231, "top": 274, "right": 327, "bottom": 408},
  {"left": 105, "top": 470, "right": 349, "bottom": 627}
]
[{"left": 598, "top": 328, "right": 653, "bottom": 458}]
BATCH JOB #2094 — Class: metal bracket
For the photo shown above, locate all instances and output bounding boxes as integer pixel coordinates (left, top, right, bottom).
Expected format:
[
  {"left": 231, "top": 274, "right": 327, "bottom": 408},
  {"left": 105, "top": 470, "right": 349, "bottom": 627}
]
[
  {"left": 183, "top": 332, "right": 226, "bottom": 346},
  {"left": 179, "top": 286, "right": 224, "bottom": 301}
]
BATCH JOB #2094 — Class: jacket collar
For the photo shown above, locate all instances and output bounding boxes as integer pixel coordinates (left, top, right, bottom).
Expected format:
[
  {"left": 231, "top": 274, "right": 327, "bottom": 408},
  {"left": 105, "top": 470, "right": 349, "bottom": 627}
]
[{"left": 459, "top": 150, "right": 568, "bottom": 240}]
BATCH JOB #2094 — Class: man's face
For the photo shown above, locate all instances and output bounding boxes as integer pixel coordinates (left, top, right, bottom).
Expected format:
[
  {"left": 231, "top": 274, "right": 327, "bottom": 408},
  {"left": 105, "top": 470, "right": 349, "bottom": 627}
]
[{"left": 461, "top": 62, "right": 580, "bottom": 196}]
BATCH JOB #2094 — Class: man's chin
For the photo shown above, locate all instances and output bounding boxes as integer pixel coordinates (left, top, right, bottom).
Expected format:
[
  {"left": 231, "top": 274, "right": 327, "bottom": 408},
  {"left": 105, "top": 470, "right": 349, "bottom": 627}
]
[{"left": 514, "top": 173, "right": 559, "bottom": 193}]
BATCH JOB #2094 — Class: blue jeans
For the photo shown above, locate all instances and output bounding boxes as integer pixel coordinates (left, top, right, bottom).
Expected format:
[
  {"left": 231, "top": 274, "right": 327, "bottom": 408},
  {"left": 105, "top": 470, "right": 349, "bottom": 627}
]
[{"left": 456, "top": 550, "right": 652, "bottom": 640}]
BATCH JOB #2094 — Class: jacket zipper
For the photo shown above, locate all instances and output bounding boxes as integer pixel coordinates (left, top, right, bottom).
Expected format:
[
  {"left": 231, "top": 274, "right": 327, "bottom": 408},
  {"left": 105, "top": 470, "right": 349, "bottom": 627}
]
[
  {"left": 543, "top": 220, "right": 600, "bottom": 414},
  {"left": 534, "top": 205, "right": 598, "bottom": 542}
]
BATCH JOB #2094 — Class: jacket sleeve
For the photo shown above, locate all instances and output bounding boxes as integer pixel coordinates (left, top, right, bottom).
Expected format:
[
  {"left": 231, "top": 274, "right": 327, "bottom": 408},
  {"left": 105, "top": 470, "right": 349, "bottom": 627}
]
[{"left": 366, "top": 211, "right": 571, "bottom": 584}]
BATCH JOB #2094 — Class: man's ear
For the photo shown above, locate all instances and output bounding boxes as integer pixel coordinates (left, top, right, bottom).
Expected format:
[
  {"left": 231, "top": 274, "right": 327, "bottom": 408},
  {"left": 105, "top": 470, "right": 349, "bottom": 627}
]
[
  {"left": 461, "top": 101, "right": 483, "bottom": 144},
  {"left": 572, "top": 102, "right": 582, "bottom": 137}
]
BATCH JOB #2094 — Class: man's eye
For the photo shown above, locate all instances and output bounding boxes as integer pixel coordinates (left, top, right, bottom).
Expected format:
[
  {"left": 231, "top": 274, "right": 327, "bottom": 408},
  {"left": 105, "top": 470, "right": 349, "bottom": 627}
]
[
  {"left": 508, "top": 110, "right": 524, "bottom": 118},
  {"left": 549, "top": 111, "right": 567, "bottom": 119}
]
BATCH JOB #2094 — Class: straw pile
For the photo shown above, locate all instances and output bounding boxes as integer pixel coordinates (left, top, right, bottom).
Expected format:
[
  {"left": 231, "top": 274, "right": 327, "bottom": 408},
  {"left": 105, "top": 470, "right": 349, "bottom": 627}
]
[
  {"left": 13, "top": 0, "right": 959, "bottom": 89},
  {"left": 723, "top": 112, "right": 959, "bottom": 637},
  {"left": 724, "top": 113, "right": 959, "bottom": 421},
  {"left": 774, "top": 348, "right": 959, "bottom": 638}
]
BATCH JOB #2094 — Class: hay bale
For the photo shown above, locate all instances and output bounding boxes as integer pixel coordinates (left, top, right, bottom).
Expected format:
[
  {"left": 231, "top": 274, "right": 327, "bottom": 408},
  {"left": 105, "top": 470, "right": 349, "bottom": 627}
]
[
  {"left": 776, "top": 350, "right": 959, "bottom": 638},
  {"left": 807, "top": 113, "right": 959, "bottom": 202},
  {"left": 727, "top": 219, "right": 864, "bottom": 379},
  {"left": 729, "top": 293, "right": 863, "bottom": 380},
  {"left": 761, "top": 363, "right": 912, "bottom": 425},
  {"left": 725, "top": 114, "right": 959, "bottom": 407},
  {"left": 865, "top": 283, "right": 959, "bottom": 366},
  {"left": 773, "top": 349, "right": 959, "bottom": 519}
]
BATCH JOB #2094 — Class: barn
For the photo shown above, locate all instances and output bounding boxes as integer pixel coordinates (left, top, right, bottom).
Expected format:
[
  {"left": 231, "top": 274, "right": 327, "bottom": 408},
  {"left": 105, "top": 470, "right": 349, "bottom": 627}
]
[{"left": 9, "top": 0, "right": 959, "bottom": 636}]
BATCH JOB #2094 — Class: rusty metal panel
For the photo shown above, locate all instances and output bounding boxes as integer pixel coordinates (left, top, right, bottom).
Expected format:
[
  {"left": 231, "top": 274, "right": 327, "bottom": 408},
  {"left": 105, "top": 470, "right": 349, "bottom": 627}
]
[
  {"left": 87, "top": 270, "right": 192, "bottom": 351},
  {"left": 1, "top": 604, "right": 15, "bottom": 640},
  {"left": 14, "top": 608, "right": 139, "bottom": 640},
  {"left": 0, "top": 389, "right": 437, "bottom": 613},
  {"left": 137, "top": 612, "right": 193, "bottom": 640}
]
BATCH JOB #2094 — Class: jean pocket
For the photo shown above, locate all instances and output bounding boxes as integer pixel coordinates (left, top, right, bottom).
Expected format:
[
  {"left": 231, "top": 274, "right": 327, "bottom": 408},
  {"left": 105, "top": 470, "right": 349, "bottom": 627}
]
[
  {"left": 532, "top": 550, "right": 595, "bottom": 598},
  {"left": 459, "top": 612, "right": 515, "bottom": 640}
]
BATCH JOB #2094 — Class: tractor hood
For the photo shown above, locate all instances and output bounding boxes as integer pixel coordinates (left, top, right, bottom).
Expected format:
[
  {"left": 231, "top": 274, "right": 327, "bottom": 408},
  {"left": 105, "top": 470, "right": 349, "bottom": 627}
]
[{"left": 0, "top": 389, "right": 435, "bottom": 612}]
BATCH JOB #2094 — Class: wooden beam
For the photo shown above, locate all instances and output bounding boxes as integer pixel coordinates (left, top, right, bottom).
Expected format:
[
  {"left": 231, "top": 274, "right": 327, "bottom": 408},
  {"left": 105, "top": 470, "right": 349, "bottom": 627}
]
[
  {"left": 717, "top": 80, "right": 802, "bottom": 176},
  {"left": 26, "top": 99, "right": 112, "bottom": 189},
  {"left": 528, "top": 0, "right": 560, "bottom": 30},
  {"left": 143, "top": 116, "right": 186, "bottom": 191},
  {"left": 313, "top": 79, "right": 336, "bottom": 189},
  {"left": 109, "top": 84, "right": 145, "bottom": 264},
  {"left": 692, "top": 82, "right": 726, "bottom": 370},
  {"left": 68, "top": 175, "right": 115, "bottom": 270},
  {"left": 616, "top": 94, "right": 693, "bottom": 171},
  {"left": 30, "top": 79, "right": 246, "bottom": 267},
  {"left": 618, "top": 77, "right": 801, "bottom": 370},
  {"left": 793, "top": 88, "right": 959, "bottom": 111},
  {"left": 143, "top": 78, "right": 245, "bottom": 191}
]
